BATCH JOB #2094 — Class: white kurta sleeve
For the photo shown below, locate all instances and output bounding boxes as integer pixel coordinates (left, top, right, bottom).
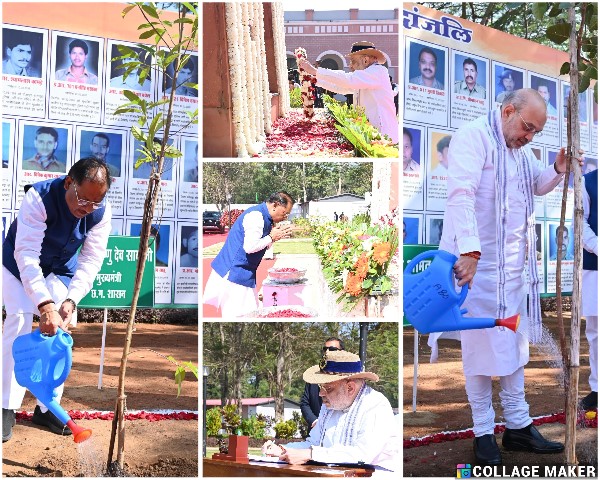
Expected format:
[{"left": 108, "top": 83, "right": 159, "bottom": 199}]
[
  {"left": 14, "top": 189, "right": 53, "bottom": 307},
  {"left": 582, "top": 176, "right": 598, "bottom": 255},
  {"left": 310, "top": 405, "right": 395, "bottom": 465},
  {"left": 445, "top": 125, "right": 486, "bottom": 254},
  {"left": 316, "top": 66, "right": 385, "bottom": 95},
  {"left": 529, "top": 150, "right": 565, "bottom": 195},
  {"left": 242, "top": 211, "right": 272, "bottom": 254},
  {"left": 66, "top": 202, "right": 113, "bottom": 304},
  {"left": 283, "top": 396, "right": 397, "bottom": 468},
  {"left": 315, "top": 76, "right": 352, "bottom": 95}
]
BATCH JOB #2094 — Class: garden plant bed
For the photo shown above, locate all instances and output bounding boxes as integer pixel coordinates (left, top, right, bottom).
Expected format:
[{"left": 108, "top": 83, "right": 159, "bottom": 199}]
[
  {"left": 403, "top": 317, "right": 598, "bottom": 477},
  {"left": 2, "top": 322, "right": 198, "bottom": 477}
]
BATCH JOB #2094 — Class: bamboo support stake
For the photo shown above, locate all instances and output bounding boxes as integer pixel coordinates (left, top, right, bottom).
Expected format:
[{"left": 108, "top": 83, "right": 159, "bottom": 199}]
[{"left": 564, "top": 4, "right": 585, "bottom": 466}]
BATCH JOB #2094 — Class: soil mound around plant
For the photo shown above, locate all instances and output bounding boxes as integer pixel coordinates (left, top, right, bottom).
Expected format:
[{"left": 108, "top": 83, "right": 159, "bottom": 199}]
[{"left": 2, "top": 323, "right": 198, "bottom": 477}]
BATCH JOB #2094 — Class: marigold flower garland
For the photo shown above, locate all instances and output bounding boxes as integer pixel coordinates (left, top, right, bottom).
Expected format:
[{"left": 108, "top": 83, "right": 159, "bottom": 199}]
[{"left": 295, "top": 47, "right": 315, "bottom": 119}]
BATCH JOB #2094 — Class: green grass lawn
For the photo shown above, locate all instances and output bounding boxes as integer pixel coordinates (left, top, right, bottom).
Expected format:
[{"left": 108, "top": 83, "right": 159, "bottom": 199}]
[
  {"left": 273, "top": 238, "right": 315, "bottom": 255},
  {"left": 204, "top": 238, "right": 314, "bottom": 257}
]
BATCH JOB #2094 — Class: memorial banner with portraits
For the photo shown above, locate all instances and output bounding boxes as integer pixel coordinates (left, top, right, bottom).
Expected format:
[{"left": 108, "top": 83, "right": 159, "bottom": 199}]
[
  {"left": 402, "top": 3, "right": 598, "bottom": 295},
  {"left": 2, "top": 3, "right": 198, "bottom": 307}
]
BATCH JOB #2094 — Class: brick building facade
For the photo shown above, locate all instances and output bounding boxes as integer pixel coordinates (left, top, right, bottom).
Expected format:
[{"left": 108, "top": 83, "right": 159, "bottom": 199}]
[{"left": 284, "top": 8, "right": 399, "bottom": 82}]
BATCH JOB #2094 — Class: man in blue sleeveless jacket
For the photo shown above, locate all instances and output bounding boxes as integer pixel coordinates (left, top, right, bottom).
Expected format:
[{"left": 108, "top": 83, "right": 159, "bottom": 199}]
[
  {"left": 2, "top": 157, "right": 112, "bottom": 442},
  {"left": 581, "top": 168, "right": 598, "bottom": 410},
  {"left": 204, "top": 191, "right": 294, "bottom": 317}
]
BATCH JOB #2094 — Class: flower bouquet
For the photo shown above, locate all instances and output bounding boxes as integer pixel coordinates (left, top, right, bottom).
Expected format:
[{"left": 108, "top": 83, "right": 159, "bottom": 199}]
[
  {"left": 311, "top": 215, "right": 399, "bottom": 312},
  {"left": 295, "top": 47, "right": 315, "bottom": 119}
]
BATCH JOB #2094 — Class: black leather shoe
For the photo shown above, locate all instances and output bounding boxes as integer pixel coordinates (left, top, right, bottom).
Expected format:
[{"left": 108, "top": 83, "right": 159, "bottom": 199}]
[
  {"left": 580, "top": 391, "right": 597, "bottom": 410},
  {"left": 2, "top": 408, "right": 15, "bottom": 442},
  {"left": 473, "top": 434, "right": 502, "bottom": 465},
  {"left": 32, "top": 406, "right": 72, "bottom": 436},
  {"left": 502, "top": 423, "right": 564, "bottom": 453}
]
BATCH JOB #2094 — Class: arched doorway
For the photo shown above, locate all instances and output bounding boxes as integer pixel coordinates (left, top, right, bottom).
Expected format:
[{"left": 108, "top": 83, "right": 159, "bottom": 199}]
[
  {"left": 320, "top": 58, "right": 340, "bottom": 70},
  {"left": 316, "top": 52, "right": 344, "bottom": 71}
]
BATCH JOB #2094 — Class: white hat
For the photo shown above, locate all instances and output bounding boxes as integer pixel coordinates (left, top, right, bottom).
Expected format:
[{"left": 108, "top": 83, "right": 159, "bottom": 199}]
[
  {"left": 302, "top": 350, "right": 379, "bottom": 384},
  {"left": 346, "top": 41, "right": 386, "bottom": 65}
]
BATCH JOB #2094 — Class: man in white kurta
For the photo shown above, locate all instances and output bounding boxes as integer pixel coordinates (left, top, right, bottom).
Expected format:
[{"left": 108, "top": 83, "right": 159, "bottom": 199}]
[
  {"left": 438, "top": 89, "right": 573, "bottom": 465},
  {"left": 298, "top": 42, "right": 398, "bottom": 144},
  {"left": 261, "top": 350, "right": 398, "bottom": 473},
  {"left": 2, "top": 159, "right": 112, "bottom": 442},
  {"left": 581, "top": 169, "right": 598, "bottom": 410}
]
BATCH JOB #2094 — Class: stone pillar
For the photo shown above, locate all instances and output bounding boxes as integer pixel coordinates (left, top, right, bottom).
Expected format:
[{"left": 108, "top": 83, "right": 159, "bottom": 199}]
[
  {"left": 263, "top": 3, "right": 278, "bottom": 94},
  {"left": 202, "top": 3, "right": 235, "bottom": 157},
  {"left": 263, "top": 3, "right": 281, "bottom": 123}
]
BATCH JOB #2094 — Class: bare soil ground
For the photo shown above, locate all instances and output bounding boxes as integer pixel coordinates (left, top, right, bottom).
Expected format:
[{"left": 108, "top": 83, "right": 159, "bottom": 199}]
[
  {"left": 403, "top": 317, "right": 598, "bottom": 477},
  {"left": 2, "top": 322, "right": 198, "bottom": 477}
]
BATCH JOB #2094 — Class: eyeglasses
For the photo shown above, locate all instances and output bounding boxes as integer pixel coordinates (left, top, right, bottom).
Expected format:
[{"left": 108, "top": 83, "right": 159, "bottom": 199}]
[
  {"left": 317, "top": 381, "right": 347, "bottom": 394},
  {"left": 72, "top": 184, "right": 105, "bottom": 210},
  {"left": 517, "top": 111, "right": 543, "bottom": 137},
  {"left": 322, "top": 346, "right": 341, "bottom": 353}
]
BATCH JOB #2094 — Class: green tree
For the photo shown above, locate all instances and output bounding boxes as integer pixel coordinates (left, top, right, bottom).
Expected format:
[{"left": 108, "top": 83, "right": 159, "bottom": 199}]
[
  {"left": 202, "top": 322, "right": 398, "bottom": 417},
  {"left": 202, "top": 162, "right": 374, "bottom": 205},
  {"left": 419, "top": 3, "right": 569, "bottom": 50},
  {"left": 366, "top": 322, "right": 399, "bottom": 408},
  {"left": 531, "top": 2, "right": 597, "bottom": 99},
  {"left": 202, "top": 162, "right": 253, "bottom": 212},
  {"left": 420, "top": 2, "right": 598, "bottom": 96}
]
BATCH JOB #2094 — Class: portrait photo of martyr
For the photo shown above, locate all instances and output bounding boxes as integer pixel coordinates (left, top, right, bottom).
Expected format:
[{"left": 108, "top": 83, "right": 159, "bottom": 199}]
[
  {"left": 403, "top": 127, "right": 422, "bottom": 173},
  {"left": 109, "top": 44, "right": 152, "bottom": 92},
  {"left": 163, "top": 55, "right": 197, "bottom": 97},
  {"left": 80, "top": 130, "right": 124, "bottom": 178},
  {"left": 131, "top": 139, "right": 174, "bottom": 180},
  {"left": 2, "top": 27, "right": 43, "bottom": 78},
  {"left": 408, "top": 43, "right": 445, "bottom": 91},
  {"left": 494, "top": 65, "right": 523, "bottom": 103},
  {"left": 21, "top": 124, "right": 69, "bottom": 173},
  {"left": 54, "top": 36, "right": 100, "bottom": 85},
  {"left": 130, "top": 223, "right": 170, "bottom": 268},
  {"left": 403, "top": 217, "right": 420, "bottom": 245}
]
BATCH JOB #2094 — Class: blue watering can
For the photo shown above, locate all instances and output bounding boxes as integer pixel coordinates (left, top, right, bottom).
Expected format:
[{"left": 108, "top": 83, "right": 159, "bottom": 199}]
[
  {"left": 12, "top": 328, "right": 92, "bottom": 443},
  {"left": 403, "top": 249, "right": 519, "bottom": 334}
]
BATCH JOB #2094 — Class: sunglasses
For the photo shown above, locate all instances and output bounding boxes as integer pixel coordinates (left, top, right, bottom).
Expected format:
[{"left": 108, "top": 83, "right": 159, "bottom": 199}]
[
  {"left": 322, "top": 346, "right": 341, "bottom": 352},
  {"left": 317, "top": 380, "right": 348, "bottom": 394}
]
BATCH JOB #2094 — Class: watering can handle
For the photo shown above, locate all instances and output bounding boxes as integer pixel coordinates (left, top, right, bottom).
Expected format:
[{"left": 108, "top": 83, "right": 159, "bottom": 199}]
[
  {"left": 34, "top": 328, "right": 73, "bottom": 388},
  {"left": 404, "top": 249, "right": 469, "bottom": 306}
]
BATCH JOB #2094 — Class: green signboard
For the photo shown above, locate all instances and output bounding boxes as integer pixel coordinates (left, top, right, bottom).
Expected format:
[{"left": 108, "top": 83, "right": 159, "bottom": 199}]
[{"left": 79, "top": 236, "right": 154, "bottom": 308}]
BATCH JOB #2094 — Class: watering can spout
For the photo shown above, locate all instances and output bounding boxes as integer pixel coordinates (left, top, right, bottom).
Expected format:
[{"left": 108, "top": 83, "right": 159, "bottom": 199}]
[
  {"left": 404, "top": 250, "right": 520, "bottom": 334},
  {"left": 12, "top": 329, "right": 92, "bottom": 443}
]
